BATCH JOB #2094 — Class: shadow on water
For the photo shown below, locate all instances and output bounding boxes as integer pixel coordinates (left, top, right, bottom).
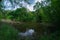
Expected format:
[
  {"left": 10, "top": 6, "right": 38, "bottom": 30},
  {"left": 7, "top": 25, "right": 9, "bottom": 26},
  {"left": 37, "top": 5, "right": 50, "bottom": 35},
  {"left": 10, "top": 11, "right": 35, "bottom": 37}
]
[{"left": 0, "top": 22, "right": 59, "bottom": 40}]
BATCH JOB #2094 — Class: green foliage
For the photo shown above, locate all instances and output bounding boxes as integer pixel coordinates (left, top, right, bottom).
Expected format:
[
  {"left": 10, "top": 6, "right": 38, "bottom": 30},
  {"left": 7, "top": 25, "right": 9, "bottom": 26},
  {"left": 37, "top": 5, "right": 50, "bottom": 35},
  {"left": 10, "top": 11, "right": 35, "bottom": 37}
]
[
  {"left": 34, "top": 1, "right": 41, "bottom": 10},
  {"left": 51, "top": 0, "right": 60, "bottom": 23},
  {"left": 0, "top": 0, "right": 60, "bottom": 40},
  {"left": 0, "top": 0, "right": 60, "bottom": 24},
  {"left": 0, "top": 23, "right": 18, "bottom": 40},
  {"left": 4, "top": 7, "right": 36, "bottom": 22},
  {"left": 0, "top": 12, "right": 2, "bottom": 19},
  {"left": 39, "top": 33, "right": 57, "bottom": 40}
]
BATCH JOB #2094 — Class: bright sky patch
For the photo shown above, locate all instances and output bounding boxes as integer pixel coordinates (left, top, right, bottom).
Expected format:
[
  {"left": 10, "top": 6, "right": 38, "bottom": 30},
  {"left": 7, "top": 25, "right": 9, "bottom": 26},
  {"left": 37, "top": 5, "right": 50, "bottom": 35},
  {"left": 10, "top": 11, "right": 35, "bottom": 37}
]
[{"left": 3, "top": 0, "right": 42, "bottom": 11}]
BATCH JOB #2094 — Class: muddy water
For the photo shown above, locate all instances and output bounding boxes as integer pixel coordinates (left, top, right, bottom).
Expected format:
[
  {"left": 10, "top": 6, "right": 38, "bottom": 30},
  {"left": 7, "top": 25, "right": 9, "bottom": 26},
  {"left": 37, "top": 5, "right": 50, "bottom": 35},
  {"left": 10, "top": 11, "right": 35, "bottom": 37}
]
[
  {"left": 11, "top": 22, "right": 57, "bottom": 40},
  {"left": 12, "top": 22, "right": 53, "bottom": 36}
]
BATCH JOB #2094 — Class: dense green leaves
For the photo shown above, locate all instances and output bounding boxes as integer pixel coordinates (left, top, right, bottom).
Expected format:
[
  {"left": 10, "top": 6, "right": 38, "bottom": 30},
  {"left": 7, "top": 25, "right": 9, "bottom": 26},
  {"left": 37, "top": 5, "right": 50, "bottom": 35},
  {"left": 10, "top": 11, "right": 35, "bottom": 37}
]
[
  {"left": 0, "top": 23, "right": 18, "bottom": 40},
  {"left": 0, "top": 0, "right": 60, "bottom": 24},
  {"left": 0, "top": 0, "right": 60, "bottom": 40},
  {"left": 3, "top": 7, "right": 36, "bottom": 22}
]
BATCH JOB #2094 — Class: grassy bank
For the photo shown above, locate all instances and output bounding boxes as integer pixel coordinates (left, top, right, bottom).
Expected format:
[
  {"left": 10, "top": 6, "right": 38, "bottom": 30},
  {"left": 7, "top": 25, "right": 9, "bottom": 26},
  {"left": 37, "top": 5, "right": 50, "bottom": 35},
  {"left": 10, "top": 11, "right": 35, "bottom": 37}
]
[{"left": 0, "top": 22, "right": 60, "bottom": 40}]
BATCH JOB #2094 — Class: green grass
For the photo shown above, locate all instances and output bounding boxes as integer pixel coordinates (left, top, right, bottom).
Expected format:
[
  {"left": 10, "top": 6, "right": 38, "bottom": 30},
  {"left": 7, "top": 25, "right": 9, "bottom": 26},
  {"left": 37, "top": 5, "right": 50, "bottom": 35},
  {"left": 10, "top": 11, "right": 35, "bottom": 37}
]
[{"left": 0, "top": 23, "right": 18, "bottom": 40}]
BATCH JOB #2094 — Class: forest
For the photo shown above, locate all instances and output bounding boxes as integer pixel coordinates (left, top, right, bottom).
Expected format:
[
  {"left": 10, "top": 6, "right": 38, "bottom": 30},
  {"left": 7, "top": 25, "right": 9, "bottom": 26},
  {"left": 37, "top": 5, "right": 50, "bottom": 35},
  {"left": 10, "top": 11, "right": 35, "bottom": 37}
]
[{"left": 0, "top": 0, "right": 60, "bottom": 40}]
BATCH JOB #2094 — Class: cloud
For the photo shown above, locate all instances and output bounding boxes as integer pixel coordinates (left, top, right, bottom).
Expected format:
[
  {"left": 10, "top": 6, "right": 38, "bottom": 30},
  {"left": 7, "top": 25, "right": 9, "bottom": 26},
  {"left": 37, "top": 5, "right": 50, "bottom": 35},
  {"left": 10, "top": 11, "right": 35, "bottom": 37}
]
[
  {"left": 27, "top": 0, "right": 42, "bottom": 11},
  {"left": 4, "top": 0, "right": 42, "bottom": 11},
  {"left": 27, "top": 4, "right": 34, "bottom": 11},
  {"left": 35, "top": 0, "right": 42, "bottom": 3}
]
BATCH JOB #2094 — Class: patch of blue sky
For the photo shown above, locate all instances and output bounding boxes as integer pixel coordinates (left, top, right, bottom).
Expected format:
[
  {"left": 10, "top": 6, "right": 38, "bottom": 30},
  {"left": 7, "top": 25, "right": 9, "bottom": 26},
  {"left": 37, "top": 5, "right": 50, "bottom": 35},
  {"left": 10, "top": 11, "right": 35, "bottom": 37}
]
[
  {"left": 3, "top": 0, "right": 42, "bottom": 11},
  {"left": 28, "top": 0, "right": 35, "bottom": 4}
]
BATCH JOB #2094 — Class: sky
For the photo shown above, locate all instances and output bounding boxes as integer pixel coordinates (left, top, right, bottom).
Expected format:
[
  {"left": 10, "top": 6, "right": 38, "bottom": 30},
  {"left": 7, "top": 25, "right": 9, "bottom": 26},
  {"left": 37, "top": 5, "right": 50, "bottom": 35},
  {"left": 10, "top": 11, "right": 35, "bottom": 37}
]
[
  {"left": 3, "top": 0, "right": 42, "bottom": 11},
  {"left": 27, "top": 0, "right": 42, "bottom": 11}
]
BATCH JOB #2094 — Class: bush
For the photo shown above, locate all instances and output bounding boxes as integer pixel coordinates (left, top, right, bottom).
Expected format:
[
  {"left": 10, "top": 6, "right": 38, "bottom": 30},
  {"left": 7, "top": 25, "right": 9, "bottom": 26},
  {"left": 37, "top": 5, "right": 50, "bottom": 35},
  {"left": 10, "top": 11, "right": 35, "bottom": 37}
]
[{"left": 0, "top": 23, "right": 18, "bottom": 40}]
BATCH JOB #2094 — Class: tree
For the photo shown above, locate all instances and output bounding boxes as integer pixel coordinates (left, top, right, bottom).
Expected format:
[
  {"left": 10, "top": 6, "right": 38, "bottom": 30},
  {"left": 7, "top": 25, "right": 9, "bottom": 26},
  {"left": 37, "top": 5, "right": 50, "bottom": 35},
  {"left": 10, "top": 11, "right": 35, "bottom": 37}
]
[
  {"left": 51, "top": 0, "right": 60, "bottom": 26},
  {"left": 34, "top": 1, "right": 41, "bottom": 10},
  {"left": 33, "top": 2, "right": 42, "bottom": 22}
]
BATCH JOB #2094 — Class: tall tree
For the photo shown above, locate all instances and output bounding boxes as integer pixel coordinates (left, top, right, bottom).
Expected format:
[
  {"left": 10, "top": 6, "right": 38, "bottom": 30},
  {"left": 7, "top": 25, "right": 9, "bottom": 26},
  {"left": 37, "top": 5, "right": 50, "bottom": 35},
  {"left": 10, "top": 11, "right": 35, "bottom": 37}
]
[
  {"left": 51, "top": 0, "right": 60, "bottom": 26},
  {"left": 34, "top": 2, "right": 42, "bottom": 22}
]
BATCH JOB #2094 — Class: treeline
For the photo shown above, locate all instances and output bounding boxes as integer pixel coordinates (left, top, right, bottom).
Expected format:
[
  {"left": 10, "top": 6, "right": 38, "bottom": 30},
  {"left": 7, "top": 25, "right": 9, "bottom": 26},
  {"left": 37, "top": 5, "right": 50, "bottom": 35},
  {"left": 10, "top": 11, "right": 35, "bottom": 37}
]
[{"left": 0, "top": 0, "right": 60, "bottom": 25}]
